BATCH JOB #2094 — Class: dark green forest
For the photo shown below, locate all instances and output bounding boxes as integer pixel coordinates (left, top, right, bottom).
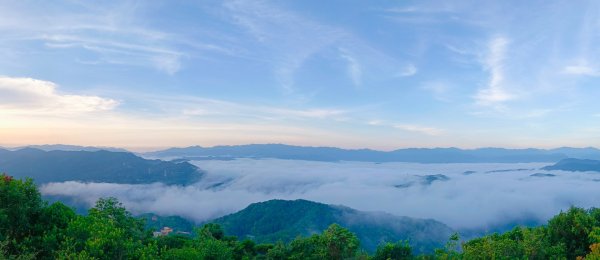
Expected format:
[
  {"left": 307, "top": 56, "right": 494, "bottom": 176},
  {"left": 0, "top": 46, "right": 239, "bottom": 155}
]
[
  {"left": 1, "top": 173, "right": 600, "bottom": 259},
  {"left": 212, "top": 199, "right": 453, "bottom": 254}
]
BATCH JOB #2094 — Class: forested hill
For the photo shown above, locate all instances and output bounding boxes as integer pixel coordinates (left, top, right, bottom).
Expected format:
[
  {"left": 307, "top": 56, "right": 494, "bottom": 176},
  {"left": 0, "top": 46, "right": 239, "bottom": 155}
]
[
  {"left": 0, "top": 148, "right": 202, "bottom": 185},
  {"left": 212, "top": 199, "right": 453, "bottom": 254},
  {"left": 543, "top": 158, "right": 600, "bottom": 172},
  {"left": 144, "top": 144, "right": 600, "bottom": 163}
]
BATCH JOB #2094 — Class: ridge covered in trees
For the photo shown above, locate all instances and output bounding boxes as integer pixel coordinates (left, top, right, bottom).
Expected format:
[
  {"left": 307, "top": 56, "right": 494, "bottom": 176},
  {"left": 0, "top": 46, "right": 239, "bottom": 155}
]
[
  {"left": 1, "top": 173, "right": 600, "bottom": 259},
  {"left": 0, "top": 149, "right": 202, "bottom": 185},
  {"left": 212, "top": 199, "right": 453, "bottom": 254}
]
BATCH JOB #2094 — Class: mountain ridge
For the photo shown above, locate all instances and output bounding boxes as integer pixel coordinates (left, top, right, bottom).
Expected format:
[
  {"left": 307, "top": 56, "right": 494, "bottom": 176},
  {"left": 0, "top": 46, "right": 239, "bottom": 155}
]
[
  {"left": 143, "top": 143, "right": 600, "bottom": 163},
  {"left": 0, "top": 148, "right": 203, "bottom": 184},
  {"left": 542, "top": 158, "right": 600, "bottom": 172},
  {"left": 5, "top": 144, "right": 129, "bottom": 153},
  {"left": 210, "top": 199, "right": 454, "bottom": 254}
]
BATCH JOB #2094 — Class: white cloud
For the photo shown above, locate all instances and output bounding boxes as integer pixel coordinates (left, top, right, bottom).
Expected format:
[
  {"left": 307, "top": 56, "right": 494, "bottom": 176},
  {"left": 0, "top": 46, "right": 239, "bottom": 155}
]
[
  {"left": 474, "top": 37, "right": 514, "bottom": 106},
  {"left": 563, "top": 64, "right": 600, "bottom": 76},
  {"left": 339, "top": 49, "right": 363, "bottom": 86},
  {"left": 39, "top": 159, "right": 600, "bottom": 230},
  {"left": 0, "top": 1, "right": 232, "bottom": 75},
  {"left": 135, "top": 93, "right": 349, "bottom": 121},
  {"left": 396, "top": 64, "right": 418, "bottom": 77},
  {"left": 223, "top": 1, "right": 409, "bottom": 93},
  {"left": 393, "top": 124, "right": 444, "bottom": 136},
  {"left": 0, "top": 76, "right": 118, "bottom": 115},
  {"left": 223, "top": 0, "right": 346, "bottom": 93},
  {"left": 422, "top": 81, "right": 449, "bottom": 101}
]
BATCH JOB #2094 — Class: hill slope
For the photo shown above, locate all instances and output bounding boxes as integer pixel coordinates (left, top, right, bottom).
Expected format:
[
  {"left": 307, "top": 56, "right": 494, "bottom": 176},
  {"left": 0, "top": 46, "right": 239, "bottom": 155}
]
[
  {"left": 0, "top": 148, "right": 203, "bottom": 184},
  {"left": 144, "top": 144, "right": 600, "bottom": 163},
  {"left": 211, "top": 199, "right": 453, "bottom": 254},
  {"left": 542, "top": 158, "right": 600, "bottom": 172}
]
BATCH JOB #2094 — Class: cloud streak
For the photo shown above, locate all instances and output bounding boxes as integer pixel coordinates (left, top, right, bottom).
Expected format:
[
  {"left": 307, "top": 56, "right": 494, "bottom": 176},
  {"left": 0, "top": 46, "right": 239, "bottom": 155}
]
[
  {"left": 393, "top": 124, "right": 444, "bottom": 136},
  {"left": 563, "top": 64, "right": 600, "bottom": 77},
  {"left": 340, "top": 49, "right": 363, "bottom": 86},
  {"left": 474, "top": 37, "right": 513, "bottom": 107}
]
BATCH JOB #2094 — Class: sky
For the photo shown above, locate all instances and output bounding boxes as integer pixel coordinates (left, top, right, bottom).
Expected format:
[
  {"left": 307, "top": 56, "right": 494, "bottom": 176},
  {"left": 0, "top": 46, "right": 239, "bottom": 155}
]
[{"left": 1, "top": 0, "right": 600, "bottom": 151}]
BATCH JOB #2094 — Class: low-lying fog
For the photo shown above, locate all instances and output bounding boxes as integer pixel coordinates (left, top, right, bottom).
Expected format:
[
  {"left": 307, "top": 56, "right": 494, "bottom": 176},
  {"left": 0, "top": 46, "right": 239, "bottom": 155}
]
[{"left": 40, "top": 159, "right": 600, "bottom": 231}]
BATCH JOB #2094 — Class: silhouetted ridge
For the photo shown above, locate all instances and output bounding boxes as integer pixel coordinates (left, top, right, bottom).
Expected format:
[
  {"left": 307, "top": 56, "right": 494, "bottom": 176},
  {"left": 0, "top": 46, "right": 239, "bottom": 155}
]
[
  {"left": 543, "top": 158, "right": 600, "bottom": 172},
  {"left": 0, "top": 148, "right": 203, "bottom": 184},
  {"left": 144, "top": 144, "right": 600, "bottom": 163}
]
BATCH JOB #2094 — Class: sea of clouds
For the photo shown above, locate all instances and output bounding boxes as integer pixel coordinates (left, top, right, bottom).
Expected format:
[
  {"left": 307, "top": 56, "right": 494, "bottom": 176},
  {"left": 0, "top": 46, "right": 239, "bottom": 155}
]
[{"left": 40, "top": 159, "right": 600, "bottom": 231}]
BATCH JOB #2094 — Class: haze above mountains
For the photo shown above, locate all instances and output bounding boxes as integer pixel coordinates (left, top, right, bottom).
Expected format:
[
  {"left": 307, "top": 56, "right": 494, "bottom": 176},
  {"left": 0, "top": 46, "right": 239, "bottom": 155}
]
[
  {"left": 6, "top": 143, "right": 600, "bottom": 163},
  {"left": 1, "top": 144, "right": 599, "bottom": 188},
  {"left": 144, "top": 144, "right": 600, "bottom": 163}
]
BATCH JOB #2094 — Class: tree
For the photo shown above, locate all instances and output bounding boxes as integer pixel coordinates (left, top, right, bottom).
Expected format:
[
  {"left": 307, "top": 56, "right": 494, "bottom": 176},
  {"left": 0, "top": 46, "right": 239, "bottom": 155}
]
[
  {"left": 0, "top": 175, "right": 44, "bottom": 255},
  {"left": 197, "top": 223, "right": 225, "bottom": 240},
  {"left": 287, "top": 224, "right": 359, "bottom": 260},
  {"left": 373, "top": 241, "right": 412, "bottom": 260},
  {"left": 433, "top": 232, "right": 461, "bottom": 259},
  {"left": 266, "top": 241, "right": 287, "bottom": 260},
  {"left": 195, "top": 238, "right": 233, "bottom": 260},
  {"left": 547, "top": 207, "right": 595, "bottom": 259},
  {"left": 57, "top": 197, "right": 149, "bottom": 259},
  {"left": 320, "top": 224, "right": 360, "bottom": 260}
]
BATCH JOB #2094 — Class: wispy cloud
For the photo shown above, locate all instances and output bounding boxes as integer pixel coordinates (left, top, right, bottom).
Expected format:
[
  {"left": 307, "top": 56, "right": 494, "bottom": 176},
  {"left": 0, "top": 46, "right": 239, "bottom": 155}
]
[
  {"left": 394, "top": 124, "right": 444, "bottom": 136},
  {"left": 0, "top": 76, "right": 118, "bottom": 115},
  {"left": 365, "top": 119, "right": 444, "bottom": 136},
  {"left": 223, "top": 0, "right": 346, "bottom": 92},
  {"left": 474, "top": 37, "right": 514, "bottom": 108},
  {"left": 339, "top": 49, "right": 362, "bottom": 86},
  {"left": 0, "top": 1, "right": 230, "bottom": 75},
  {"left": 222, "top": 0, "right": 412, "bottom": 93},
  {"left": 563, "top": 63, "right": 600, "bottom": 77},
  {"left": 41, "top": 34, "right": 185, "bottom": 75},
  {"left": 422, "top": 81, "right": 450, "bottom": 101},
  {"left": 396, "top": 64, "right": 418, "bottom": 77}
]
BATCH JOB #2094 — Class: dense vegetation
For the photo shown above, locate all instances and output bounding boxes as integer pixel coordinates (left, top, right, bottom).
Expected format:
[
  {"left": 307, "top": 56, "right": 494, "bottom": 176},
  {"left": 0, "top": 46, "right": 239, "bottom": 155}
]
[
  {"left": 2, "top": 173, "right": 600, "bottom": 259},
  {"left": 0, "top": 148, "right": 202, "bottom": 184},
  {"left": 212, "top": 199, "right": 452, "bottom": 254},
  {"left": 140, "top": 214, "right": 195, "bottom": 236}
]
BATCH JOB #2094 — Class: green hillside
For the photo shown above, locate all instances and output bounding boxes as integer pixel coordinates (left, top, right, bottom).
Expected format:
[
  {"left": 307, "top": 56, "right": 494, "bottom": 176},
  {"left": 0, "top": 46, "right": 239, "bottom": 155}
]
[
  {"left": 0, "top": 148, "right": 203, "bottom": 185},
  {"left": 212, "top": 199, "right": 453, "bottom": 254}
]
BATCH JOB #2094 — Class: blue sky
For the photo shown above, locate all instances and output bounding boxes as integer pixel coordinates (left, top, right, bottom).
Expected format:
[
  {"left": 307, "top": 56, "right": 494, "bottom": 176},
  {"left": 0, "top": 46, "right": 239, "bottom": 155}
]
[{"left": 1, "top": 0, "right": 600, "bottom": 151}]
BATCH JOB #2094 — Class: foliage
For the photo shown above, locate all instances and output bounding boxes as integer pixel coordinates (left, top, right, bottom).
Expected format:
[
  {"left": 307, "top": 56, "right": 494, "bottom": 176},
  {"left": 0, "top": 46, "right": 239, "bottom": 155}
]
[
  {"left": 2, "top": 173, "right": 600, "bottom": 259},
  {"left": 0, "top": 149, "right": 201, "bottom": 185},
  {"left": 212, "top": 199, "right": 452, "bottom": 254},
  {"left": 372, "top": 241, "right": 412, "bottom": 260}
]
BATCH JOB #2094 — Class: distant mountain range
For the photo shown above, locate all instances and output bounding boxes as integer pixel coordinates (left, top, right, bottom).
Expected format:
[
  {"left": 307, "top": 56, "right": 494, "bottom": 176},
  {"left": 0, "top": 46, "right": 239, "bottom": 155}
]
[
  {"left": 543, "top": 158, "right": 600, "bottom": 172},
  {"left": 0, "top": 148, "right": 203, "bottom": 184},
  {"left": 211, "top": 199, "right": 453, "bottom": 254},
  {"left": 6, "top": 144, "right": 129, "bottom": 153},
  {"left": 143, "top": 144, "right": 600, "bottom": 163}
]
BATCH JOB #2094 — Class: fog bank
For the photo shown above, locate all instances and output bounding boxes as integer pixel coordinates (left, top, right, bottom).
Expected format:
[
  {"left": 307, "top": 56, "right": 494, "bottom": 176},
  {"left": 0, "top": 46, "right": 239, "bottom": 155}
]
[{"left": 40, "top": 159, "right": 600, "bottom": 230}]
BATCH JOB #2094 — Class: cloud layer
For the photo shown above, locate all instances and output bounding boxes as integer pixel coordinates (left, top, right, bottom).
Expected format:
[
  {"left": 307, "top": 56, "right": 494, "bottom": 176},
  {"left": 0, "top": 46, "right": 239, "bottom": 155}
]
[{"left": 41, "top": 159, "right": 600, "bottom": 231}]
